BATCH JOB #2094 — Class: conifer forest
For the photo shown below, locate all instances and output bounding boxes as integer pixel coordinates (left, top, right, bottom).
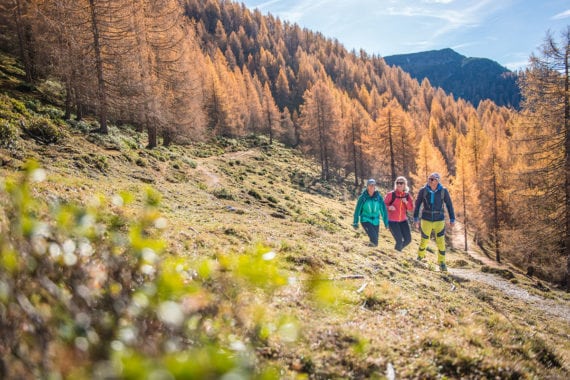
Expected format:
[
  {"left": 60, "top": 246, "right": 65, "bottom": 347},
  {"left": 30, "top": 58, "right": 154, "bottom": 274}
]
[{"left": 0, "top": 0, "right": 569, "bottom": 378}]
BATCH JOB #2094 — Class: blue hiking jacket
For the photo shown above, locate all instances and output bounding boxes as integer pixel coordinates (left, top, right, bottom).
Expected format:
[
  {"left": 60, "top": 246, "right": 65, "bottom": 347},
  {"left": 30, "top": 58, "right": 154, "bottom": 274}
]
[{"left": 413, "top": 184, "right": 455, "bottom": 223}]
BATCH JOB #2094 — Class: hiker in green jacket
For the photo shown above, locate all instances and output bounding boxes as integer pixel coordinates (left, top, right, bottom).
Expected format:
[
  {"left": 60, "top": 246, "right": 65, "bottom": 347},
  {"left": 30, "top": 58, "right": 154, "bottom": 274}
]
[{"left": 352, "top": 179, "right": 389, "bottom": 247}]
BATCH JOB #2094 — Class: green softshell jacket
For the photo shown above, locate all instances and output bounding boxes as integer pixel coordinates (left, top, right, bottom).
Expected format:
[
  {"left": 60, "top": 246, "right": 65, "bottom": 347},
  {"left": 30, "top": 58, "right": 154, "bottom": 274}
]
[{"left": 353, "top": 190, "right": 389, "bottom": 227}]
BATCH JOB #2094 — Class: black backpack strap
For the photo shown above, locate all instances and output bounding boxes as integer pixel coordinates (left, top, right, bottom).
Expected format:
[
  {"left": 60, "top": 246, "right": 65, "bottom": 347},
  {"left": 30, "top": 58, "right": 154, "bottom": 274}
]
[
  {"left": 390, "top": 191, "right": 411, "bottom": 206},
  {"left": 387, "top": 191, "right": 395, "bottom": 206}
]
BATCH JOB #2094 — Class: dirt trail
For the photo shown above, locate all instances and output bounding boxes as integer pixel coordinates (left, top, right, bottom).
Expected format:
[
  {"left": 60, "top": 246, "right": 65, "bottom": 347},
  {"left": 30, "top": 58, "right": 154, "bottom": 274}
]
[
  {"left": 449, "top": 222, "right": 570, "bottom": 323},
  {"left": 449, "top": 268, "right": 570, "bottom": 322},
  {"left": 195, "top": 149, "right": 257, "bottom": 188}
]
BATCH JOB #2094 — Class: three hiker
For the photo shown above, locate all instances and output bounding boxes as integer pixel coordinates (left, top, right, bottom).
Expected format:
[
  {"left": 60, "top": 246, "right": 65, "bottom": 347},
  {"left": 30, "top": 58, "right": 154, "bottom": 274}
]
[
  {"left": 413, "top": 172, "right": 455, "bottom": 271},
  {"left": 352, "top": 173, "right": 455, "bottom": 272},
  {"left": 352, "top": 179, "right": 389, "bottom": 247}
]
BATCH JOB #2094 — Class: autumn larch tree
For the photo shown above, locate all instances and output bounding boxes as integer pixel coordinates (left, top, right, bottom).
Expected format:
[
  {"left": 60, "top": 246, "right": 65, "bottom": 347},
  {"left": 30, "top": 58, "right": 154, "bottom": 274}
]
[
  {"left": 261, "top": 82, "right": 280, "bottom": 144},
  {"left": 514, "top": 27, "right": 570, "bottom": 289},
  {"left": 300, "top": 79, "right": 341, "bottom": 180},
  {"left": 410, "top": 133, "right": 450, "bottom": 188},
  {"left": 345, "top": 99, "right": 370, "bottom": 188},
  {"left": 87, "top": 0, "right": 108, "bottom": 133},
  {"left": 453, "top": 135, "right": 483, "bottom": 252}
]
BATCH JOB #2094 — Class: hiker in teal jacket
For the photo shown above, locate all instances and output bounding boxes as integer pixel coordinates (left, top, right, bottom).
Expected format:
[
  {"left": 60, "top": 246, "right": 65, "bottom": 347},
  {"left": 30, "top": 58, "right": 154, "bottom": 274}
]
[{"left": 352, "top": 179, "right": 389, "bottom": 247}]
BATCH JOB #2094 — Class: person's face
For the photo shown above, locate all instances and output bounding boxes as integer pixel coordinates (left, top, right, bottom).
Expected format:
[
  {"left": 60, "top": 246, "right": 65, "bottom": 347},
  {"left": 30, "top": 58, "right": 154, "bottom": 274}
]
[
  {"left": 396, "top": 180, "right": 405, "bottom": 190},
  {"left": 367, "top": 184, "right": 375, "bottom": 193},
  {"left": 428, "top": 176, "right": 439, "bottom": 188}
]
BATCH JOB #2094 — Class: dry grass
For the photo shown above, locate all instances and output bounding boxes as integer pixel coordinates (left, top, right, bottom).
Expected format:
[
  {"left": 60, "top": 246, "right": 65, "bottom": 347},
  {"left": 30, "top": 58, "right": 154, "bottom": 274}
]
[
  {"left": 1, "top": 49, "right": 568, "bottom": 377},
  {"left": 2, "top": 129, "right": 568, "bottom": 379}
]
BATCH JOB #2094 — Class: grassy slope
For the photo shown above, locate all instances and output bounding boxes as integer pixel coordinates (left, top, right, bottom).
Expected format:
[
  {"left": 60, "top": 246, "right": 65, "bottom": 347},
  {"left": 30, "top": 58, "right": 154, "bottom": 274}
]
[{"left": 1, "top": 52, "right": 569, "bottom": 379}]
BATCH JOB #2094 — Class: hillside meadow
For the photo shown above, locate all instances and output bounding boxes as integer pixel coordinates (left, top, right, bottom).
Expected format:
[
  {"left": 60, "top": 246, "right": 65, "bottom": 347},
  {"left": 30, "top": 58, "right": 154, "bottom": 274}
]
[{"left": 1, "top": 51, "right": 569, "bottom": 379}]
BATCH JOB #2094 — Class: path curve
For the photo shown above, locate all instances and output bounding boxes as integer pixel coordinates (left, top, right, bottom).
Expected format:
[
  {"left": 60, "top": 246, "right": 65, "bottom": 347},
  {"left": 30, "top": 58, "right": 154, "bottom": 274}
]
[
  {"left": 449, "top": 268, "right": 570, "bottom": 322},
  {"left": 449, "top": 222, "right": 570, "bottom": 323}
]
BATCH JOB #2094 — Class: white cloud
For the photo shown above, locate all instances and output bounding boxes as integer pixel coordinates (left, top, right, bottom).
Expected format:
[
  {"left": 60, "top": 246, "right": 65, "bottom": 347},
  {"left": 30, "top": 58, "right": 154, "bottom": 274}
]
[
  {"left": 552, "top": 9, "right": 570, "bottom": 20},
  {"left": 274, "top": 0, "right": 333, "bottom": 23},
  {"left": 384, "top": 0, "right": 498, "bottom": 27},
  {"left": 504, "top": 60, "right": 529, "bottom": 71},
  {"left": 252, "top": 0, "right": 285, "bottom": 11}
]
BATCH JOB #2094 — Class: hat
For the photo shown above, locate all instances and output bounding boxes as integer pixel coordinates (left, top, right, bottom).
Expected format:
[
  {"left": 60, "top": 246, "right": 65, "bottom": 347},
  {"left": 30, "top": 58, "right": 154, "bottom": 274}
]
[
  {"left": 367, "top": 178, "right": 376, "bottom": 186},
  {"left": 428, "top": 172, "right": 441, "bottom": 181}
]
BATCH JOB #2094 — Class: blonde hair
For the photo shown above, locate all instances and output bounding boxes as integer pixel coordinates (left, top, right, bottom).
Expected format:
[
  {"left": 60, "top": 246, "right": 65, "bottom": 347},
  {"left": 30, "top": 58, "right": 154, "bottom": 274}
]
[{"left": 393, "top": 176, "right": 409, "bottom": 192}]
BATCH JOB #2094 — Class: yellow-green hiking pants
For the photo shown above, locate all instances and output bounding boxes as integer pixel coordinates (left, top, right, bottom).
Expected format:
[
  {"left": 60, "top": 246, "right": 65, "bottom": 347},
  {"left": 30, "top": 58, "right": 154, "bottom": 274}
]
[{"left": 418, "top": 220, "right": 446, "bottom": 264}]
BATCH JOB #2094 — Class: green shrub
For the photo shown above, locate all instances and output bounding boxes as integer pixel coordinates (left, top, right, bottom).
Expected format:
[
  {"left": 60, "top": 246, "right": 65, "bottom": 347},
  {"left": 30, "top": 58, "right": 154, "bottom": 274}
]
[
  {"left": 213, "top": 187, "right": 235, "bottom": 200},
  {"left": 22, "top": 116, "right": 64, "bottom": 144},
  {"left": 0, "top": 162, "right": 294, "bottom": 379},
  {"left": 66, "top": 119, "right": 92, "bottom": 133},
  {"left": 182, "top": 156, "right": 197, "bottom": 168},
  {"left": 24, "top": 99, "right": 40, "bottom": 113},
  {"left": 0, "top": 94, "right": 30, "bottom": 120},
  {"left": 43, "top": 106, "right": 64, "bottom": 120},
  {"left": 248, "top": 188, "right": 262, "bottom": 200},
  {"left": 0, "top": 120, "right": 19, "bottom": 148},
  {"left": 11, "top": 98, "right": 28, "bottom": 115},
  {"left": 36, "top": 79, "right": 65, "bottom": 105},
  {"left": 79, "top": 154, "right": 109, "bottom": 173},
  {"left": 135, "top": 157, "right": 147, "bottom": 167}
]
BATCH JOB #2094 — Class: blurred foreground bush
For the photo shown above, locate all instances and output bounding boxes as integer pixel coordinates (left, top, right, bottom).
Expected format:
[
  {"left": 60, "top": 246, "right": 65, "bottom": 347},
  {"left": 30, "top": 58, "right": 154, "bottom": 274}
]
[{"left": 0, "top": 161, "right": 293, "bottom": 379}]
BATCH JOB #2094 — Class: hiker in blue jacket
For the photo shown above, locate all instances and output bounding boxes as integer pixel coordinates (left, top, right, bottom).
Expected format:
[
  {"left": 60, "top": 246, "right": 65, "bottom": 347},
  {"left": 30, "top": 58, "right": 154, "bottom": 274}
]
[{"left": 352, "top": 179, "right": 389, "bottom": 247}]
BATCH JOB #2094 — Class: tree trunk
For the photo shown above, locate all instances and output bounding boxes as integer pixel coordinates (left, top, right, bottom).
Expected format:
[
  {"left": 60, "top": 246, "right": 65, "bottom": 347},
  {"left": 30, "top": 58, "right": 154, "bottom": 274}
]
[
  {"left": 317, "top": 102, "right": 326, "bottom": 180},
  {"left": 88, "top": 0, "right": 108, "bottom": 134},
  {"left": 147, "top": 125, "right": 157, "bottom": 149},
  {"left": 462, "top": 176, "right": 468, "bottom": 252},
  {"left": 266, "top": 107, "right": 273, "bottom": 145},
  {"left": 64, "top": 79, "right": 72, "bottom": 120},
  {"left": 564, "top": 37, "right": 570, "bottom": 292},
  {"left": 162, "top": 129, "right": 173, "bottom": 147},
  {"left": 75, "top": 87, "right": 83, "bottom": 121},
  {"left": 351, "top": 116, "right": 359, "bottom": 188},
  {"left": 492, "top": 155, "right": 500, "bottom": 262},
  {"left": 388, "top": 111, "right": 396, "bottom": 182},
  {"left": 147, "top": 115, "right": 157, "bottom": 148},
  {"left": 13, "top": 0, "right": 33, "bottom": 82}
]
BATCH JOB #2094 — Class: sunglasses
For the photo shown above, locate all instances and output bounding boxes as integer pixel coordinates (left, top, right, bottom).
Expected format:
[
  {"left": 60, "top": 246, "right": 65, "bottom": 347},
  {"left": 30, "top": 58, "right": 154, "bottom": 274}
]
[
  {"left": 429, "top": 178, "right": 438, "bottom": 182},
  {"left": 396, "top": 182, "right": 404, "bottom": 185}
]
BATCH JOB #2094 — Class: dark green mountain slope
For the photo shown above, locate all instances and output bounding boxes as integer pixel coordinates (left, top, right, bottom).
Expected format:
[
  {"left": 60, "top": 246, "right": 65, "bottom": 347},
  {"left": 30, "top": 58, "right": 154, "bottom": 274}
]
[{"left": 384, "top": 48, "right": 521, "bottom": 108}]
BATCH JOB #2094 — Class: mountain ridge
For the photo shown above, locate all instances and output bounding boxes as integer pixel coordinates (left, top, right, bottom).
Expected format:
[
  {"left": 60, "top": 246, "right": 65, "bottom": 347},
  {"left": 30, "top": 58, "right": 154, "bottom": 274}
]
[{"left": 384, "top": 48, "right": 521, "bottom": 108}]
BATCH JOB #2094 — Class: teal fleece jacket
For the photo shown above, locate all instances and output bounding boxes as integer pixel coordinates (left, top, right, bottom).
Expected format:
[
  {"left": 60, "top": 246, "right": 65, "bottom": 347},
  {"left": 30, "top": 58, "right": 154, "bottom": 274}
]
[{"left": 353, "top": 189, "right": 389, "bottom": 227}]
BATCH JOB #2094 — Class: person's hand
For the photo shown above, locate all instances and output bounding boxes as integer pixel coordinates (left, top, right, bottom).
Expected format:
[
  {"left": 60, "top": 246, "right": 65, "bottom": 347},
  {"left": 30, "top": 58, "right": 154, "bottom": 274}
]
[
  {"left": 414, "top": 222, "right": 420, "bottom": 230},
  {"left": 401, "top": 198, "right": 408, "bottom": 204},
  {"left": 388, "top": 205, "right": 396, "bottom": 211}
]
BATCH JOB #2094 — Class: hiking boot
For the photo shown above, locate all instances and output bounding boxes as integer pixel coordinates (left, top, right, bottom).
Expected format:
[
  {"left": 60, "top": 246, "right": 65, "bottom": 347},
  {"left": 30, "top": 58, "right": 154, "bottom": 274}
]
[
  {"left": 439, "top": 263, "right": 448, "bottom": 272},
  {"left": 416, "top": 256, "right": 424, "bottom": 261},
  {"left": 367, "top": 242, "right": 378, "bottom": 247}
]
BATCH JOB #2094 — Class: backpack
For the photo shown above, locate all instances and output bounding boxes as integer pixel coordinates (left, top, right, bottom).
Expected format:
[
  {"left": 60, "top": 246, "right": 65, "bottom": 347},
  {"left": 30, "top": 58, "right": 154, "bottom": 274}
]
[{"left": 388, "top": 191, "right": 410, "bottom": 206}]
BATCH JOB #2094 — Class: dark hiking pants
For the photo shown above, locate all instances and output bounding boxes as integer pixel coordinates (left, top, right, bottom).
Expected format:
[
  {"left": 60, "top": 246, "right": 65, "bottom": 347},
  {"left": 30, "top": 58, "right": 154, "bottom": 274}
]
[
  {"left": 389, "top": 220, "right": 412, "bottom": 251},
  {"left": 361, "top": 222, "right": 379, "bottom": 246}
]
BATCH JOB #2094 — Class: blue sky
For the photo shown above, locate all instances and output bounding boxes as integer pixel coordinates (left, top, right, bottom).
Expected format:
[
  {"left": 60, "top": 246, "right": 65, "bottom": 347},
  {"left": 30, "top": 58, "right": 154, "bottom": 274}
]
[{"left": 240, "top": 0, "right": 570, "bottom": 71}]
